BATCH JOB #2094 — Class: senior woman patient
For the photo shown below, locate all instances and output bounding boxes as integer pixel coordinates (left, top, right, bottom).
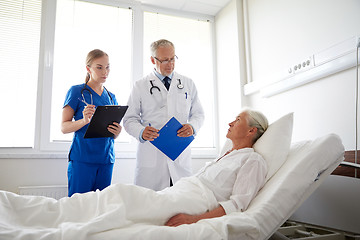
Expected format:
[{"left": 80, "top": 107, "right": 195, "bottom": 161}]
[
  {"left": 165, "top": 108, "right": 268, "bottom": 226},
  {"left": 0, "top": 108, "right": 268, "bottom": 238}
]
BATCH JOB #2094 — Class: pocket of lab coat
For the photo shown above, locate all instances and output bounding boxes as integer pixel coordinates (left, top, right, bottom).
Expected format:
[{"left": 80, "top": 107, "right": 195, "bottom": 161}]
[{"left": 176, "top": 92, "right": 191, "bottom": 115}]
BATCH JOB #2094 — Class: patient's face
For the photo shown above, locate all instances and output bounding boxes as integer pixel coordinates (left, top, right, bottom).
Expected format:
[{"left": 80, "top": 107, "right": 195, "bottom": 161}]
[{"left": 226, "top": 112, "right": 252, "bottom": 141}]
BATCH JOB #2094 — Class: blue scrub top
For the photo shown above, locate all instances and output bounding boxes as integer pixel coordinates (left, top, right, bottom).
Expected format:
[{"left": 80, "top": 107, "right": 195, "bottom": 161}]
[{"left": 63, "top": 83, "right": 118, "bottom": 164}]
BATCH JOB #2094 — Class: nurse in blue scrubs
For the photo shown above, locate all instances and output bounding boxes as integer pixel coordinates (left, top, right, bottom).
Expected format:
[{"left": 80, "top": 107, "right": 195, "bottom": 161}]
[{"left": 61, "top": 49, "right": 122, "bottom": 197}]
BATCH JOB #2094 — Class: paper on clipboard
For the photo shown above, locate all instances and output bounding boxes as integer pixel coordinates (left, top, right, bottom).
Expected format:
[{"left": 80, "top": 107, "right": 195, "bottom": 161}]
[
  {"left": 84, "top": 105, "right": 128, "bottom": 138},
  {"left": 150, "top": 117, "right": 194, "bottom": 161}
]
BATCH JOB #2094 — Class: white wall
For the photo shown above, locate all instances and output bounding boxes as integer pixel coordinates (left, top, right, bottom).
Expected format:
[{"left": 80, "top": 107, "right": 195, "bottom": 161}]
[
  {"left": 241, "top": 0, "right": 360, "bottom": 149},
  {"left": 214, "top": 0, "right": 244, "bottom": 148}
]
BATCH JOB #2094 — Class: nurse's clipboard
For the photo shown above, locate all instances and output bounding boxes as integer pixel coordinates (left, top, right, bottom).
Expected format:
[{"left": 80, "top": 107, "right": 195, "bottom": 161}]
[
  {"left": 150, "top": 117, "right": 194, "bottom": 161},
  {"left": 84, "top": 105, "right": 128, "bottom": 138}
]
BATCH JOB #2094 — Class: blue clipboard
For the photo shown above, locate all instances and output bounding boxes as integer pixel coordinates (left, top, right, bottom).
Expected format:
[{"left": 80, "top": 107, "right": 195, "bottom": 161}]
[{"left": 150, "top": 117, "right": 194, "bottom": 161}]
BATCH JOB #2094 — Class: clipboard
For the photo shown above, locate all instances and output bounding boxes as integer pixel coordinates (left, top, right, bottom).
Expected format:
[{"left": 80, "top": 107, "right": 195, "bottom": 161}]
[
  {"left": 150, "top": 117, "right": 194, "bottom": 161},
  {"left": 84, "top": 105, "right": 128, "bottom": 138}
]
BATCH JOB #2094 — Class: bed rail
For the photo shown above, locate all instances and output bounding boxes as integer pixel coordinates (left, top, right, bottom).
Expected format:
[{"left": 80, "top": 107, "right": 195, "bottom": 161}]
[{"left": 340, "top": 161, "right": 360, "bottom": 169}]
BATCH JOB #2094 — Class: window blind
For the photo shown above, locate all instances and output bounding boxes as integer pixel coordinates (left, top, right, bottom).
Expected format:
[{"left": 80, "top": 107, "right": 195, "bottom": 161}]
[{"left": 0, "top": 0, "right": 42, "bottom": 147}]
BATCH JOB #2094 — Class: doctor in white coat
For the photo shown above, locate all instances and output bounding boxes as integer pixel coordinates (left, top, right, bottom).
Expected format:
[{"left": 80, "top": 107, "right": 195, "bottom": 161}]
[{"left": 123, "top": 39, "right": 204, "bottom": 191}]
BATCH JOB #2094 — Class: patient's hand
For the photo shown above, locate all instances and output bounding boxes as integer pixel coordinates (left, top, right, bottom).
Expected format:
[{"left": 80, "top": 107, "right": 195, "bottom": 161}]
[
  {"left": 165, "top": 213, "right": 199, "bottom": 227},
  {"left": 165, "top": 206, "right": 226, "bottom": 227}
]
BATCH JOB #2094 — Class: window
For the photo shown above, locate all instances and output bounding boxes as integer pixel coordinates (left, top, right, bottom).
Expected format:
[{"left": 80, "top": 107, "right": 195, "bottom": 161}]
[
  {"left": 0, "top": 0, "right": 218, "bottom": 157},
  {"left": 50, "top": 0, "right": 133, "bottom": 144},
  {"left": 143, "top": 12, "right": 216, "bottom": 149},
  {"left": 0, "top": 0, "right": 42, "bottom": 147}
]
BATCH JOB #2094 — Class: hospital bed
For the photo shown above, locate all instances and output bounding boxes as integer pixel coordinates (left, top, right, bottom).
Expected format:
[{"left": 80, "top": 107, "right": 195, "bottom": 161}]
[
  {"left": 0, "top": 113, "right": 345, "bottom": 240},
  {"left": 96, "top": 113, "right": 343, "bottom": 240}
]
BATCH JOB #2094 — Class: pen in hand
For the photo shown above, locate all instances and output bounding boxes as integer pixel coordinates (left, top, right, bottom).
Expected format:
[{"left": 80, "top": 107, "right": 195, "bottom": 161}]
[
  {"left": 78, "top": 98, "right": 89, "bottom": 106},
  {"left": 143, "top": 123, "right": 159, "bottom": 141},
  {"left": 79, "top": 98, "right": 95, "bottom": 124}
]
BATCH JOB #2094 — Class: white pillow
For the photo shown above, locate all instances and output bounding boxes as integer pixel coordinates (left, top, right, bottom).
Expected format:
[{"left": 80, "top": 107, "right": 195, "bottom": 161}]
[{"left": 253, "top": 112, "right": 294, "bottom": 181}]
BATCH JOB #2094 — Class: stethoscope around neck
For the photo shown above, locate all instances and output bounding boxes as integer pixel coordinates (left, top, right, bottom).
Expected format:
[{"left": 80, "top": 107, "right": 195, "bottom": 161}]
[
  {"left": 149, "top": 78, "right": 184, "bottom": 95},
  {"left": 81, "top": 83, "right": 114, "bottom": 105}
]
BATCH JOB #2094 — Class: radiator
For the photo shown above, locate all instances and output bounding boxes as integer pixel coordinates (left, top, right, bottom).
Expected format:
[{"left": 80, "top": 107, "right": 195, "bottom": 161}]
[{"left": 18, "top": 185, "right": 68, "bottom": 200}]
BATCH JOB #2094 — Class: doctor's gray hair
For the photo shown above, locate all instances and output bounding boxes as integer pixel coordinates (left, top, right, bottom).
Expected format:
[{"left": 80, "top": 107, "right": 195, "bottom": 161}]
[
  {"left": 243, "top": 108, "right": 268, "bottom": 143},
  {"left": 150, "top": 39, "right": 175, "bottom": 57}
]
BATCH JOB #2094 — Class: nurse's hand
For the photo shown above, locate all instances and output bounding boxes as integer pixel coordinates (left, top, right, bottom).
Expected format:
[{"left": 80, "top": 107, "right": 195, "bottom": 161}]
[
  {"left": 82, "top": 105, "right": 95, "bottom": 124},
  {"left": 142, "top": 126, "right": 159, "bottom": 141},
  {"left": 108, "top": 122, "right": 122, "bottom": 139},
  {"left": 177, "top": 124, "right": 193, "bottom": 137}
]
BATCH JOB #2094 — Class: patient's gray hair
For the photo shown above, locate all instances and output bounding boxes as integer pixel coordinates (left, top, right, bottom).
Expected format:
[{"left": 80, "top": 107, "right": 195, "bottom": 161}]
[
  {"left": 243, "top": 108, "right": 268, "bottom": 143},
  {"left": 150, "top": 39, "right": 175, "bottom": 57}
]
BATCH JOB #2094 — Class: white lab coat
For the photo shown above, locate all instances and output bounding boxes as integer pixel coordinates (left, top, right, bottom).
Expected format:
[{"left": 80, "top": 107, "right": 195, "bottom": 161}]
[{"left": 123, "top": 71, "right": 204, "bottom": 191}]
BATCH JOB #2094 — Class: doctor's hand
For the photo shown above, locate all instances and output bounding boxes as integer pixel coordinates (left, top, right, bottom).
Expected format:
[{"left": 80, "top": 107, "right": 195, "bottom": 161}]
[
  {"left": 82, "top": 105, "right": 95, "bottom": 124},
  {"left": 108, "top": 122, "right": 122, "bottom": 139},
  {"left": 177, "top": 124, "right": 193, "bottom": 137},
  {"left": 142, "top": 126, "right": 159, "bottom": 141}
]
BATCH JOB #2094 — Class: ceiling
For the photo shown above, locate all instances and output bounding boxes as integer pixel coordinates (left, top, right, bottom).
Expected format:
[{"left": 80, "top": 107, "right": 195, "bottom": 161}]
[{"left": 137, "top": 0, "right": 232, "bottom": 16}]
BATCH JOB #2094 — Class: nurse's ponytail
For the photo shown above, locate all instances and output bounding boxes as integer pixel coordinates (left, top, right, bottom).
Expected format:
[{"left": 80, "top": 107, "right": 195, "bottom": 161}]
[
  {"left": 85, "top": 72, "right": 90, "bottom": 84},
  {"left": 85, "top": 49, "right": 108, "bottom": 84}
]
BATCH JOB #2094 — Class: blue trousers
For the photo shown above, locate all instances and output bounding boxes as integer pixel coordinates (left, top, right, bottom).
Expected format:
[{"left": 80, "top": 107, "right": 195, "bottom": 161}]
[{"left": 67, "top": 161, "right": 114, "bottom": 197}]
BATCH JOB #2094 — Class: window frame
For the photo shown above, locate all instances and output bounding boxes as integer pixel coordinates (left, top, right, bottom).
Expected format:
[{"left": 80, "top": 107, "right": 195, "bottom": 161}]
[{"left": 0, "top": 0, "right": 219, "bottom": 159}]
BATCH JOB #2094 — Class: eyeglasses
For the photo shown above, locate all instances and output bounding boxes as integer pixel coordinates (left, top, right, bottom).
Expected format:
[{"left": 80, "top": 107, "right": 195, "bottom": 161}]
[{"left": 154, "top": 55, "right": 178, "bottom": 64}]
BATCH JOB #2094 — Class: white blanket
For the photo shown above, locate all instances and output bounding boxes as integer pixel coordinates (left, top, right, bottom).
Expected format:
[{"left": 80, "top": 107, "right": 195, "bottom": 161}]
[
  {"left": 0, "top": 177, "right": 242, "bottom": 240},
  {"left": 0, "top": 134, "right": 344, "bottom": 240}
]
